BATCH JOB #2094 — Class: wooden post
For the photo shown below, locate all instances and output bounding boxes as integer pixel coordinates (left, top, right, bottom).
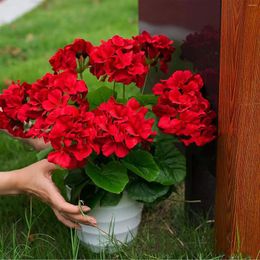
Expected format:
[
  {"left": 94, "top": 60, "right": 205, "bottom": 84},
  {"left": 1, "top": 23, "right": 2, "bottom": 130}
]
[{"left": 215, "top": 0, "right": 260, "bottom": 257}]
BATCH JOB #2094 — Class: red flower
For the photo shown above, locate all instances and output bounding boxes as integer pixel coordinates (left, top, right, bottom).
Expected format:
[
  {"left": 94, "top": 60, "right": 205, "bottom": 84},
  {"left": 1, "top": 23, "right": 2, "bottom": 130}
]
[
  {"left": 133, "top": 31, "right": 175, "bottom": 73},
  {"left": 45, "top": 107, "right": 99, "bottom": 169},
  {"left": 49, "top": 38, "right": 93, "bottom": 73},
  {"left": 49, "top": 48, "right": 77, "bottom": 73},
  {"left": 153, "top": 70, "right": 216, "bottom": 146},
  {"left": 90, "top": 35, "right": 148, "bottom": 87},
  {"left": 93, "top": 97, "right": 156, "bottom": 158}
]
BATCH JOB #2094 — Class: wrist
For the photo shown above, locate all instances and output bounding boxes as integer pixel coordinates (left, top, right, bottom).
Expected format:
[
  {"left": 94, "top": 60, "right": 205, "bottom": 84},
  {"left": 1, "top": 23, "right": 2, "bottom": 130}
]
[
  {"left": 0, "top": 170, "right": 22, "bottom": 195},
  {"left": 14, "top": 168, "right": 31, "bottom": 194}
]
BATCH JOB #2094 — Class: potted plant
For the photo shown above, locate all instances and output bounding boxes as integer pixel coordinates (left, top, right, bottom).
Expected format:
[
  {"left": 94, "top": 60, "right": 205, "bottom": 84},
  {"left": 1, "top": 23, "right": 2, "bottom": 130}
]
[{"left": 0, "top": 32, "right": 216, "bottom": 253}]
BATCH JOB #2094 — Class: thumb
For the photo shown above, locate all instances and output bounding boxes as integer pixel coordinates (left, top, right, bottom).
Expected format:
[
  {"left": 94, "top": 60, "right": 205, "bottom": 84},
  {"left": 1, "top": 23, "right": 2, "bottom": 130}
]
[{"left": 40, "top": 159, "right": 57, "bottom": 173}]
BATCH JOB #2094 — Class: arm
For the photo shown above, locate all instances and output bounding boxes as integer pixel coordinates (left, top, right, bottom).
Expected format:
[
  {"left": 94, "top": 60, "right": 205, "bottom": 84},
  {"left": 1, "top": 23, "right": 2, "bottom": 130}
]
[
  {"left": 0, "top": 160, "right": 96, "bottom": 229},
  {"left": 0, "top": 170, "right": 20, "bottom": 195}
]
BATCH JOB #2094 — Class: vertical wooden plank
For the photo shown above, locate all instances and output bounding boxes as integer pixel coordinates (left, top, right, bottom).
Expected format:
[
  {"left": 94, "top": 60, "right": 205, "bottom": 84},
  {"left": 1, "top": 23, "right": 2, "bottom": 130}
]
[{"left": 215, "top": 0, "right": 260, "bottom": 257}]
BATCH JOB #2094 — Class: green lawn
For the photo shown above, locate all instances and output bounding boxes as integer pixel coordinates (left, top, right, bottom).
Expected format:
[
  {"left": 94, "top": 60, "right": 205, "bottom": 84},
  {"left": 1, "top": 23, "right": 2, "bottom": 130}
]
[{"left": 0, "top": 0, "right": 219, "bottom": 258}]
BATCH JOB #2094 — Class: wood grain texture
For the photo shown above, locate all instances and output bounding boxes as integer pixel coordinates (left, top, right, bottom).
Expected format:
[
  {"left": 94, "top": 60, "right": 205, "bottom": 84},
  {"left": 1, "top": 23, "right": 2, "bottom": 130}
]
[{"left": 215, "top": 0, "right": 260, "bottom": 258}]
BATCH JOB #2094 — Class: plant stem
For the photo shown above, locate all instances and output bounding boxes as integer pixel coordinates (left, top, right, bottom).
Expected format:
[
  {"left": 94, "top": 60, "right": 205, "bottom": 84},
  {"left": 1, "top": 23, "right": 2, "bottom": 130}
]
[
  {"left": 79, "top": 72, "right": 83, "bottom": 80},
  {"left": 113, "top": 81, "right": 116, "bottom": 97},
  {"left": 123, "top": 84, "right": 126, "bottom": 100},
  {"left": 141, "top": 65, "right": 151, "bottom": 95},
  {"left": 79, "top": 55, "right": 84, "bottom": 80}
]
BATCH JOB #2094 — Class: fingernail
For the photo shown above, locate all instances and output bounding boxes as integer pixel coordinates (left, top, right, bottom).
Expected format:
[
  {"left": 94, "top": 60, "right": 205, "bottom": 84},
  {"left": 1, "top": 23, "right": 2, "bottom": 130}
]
[
  {"left": 91, "top": 221, "right": 97, "bottom": 227},
  {"left": 83, "top": 206, "right": 90, "bottom": 211},
  {"left": 89, "top": 218, "right": 97, "bottom": 225}
]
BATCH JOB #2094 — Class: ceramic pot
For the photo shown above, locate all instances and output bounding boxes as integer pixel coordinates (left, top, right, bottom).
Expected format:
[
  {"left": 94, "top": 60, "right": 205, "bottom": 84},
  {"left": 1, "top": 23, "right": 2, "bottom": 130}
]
[{"left": 77, "top": 192, "right": 143, "bottom": 253}]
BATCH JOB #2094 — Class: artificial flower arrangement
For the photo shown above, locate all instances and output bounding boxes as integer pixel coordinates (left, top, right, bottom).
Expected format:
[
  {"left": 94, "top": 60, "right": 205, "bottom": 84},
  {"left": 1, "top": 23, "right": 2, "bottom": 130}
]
[{"left": 0, "top": 31, "right": 216, "bottom": 208}]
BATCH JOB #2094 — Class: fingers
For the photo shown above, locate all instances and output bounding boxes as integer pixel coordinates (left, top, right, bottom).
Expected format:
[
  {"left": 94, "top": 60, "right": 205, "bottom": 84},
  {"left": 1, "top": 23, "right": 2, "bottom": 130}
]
[
  {"left": 53, "top": 208, "right": 97, "bottom": 228},
  {"left": 52, "top": 194, "right": 90, "bottom": 215},
  {"left": 66, "top": 212, "right": 97, "bottom": 226},
  {"left": 53, "top": 209, "right": 81, "bottom": 229},
  {"left": 44, "top": 178, "right": 93, "bottom": 216}
]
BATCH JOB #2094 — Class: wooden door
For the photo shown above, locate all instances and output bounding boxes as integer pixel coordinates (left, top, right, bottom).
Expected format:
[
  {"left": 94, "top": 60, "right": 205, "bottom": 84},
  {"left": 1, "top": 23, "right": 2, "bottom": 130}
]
[{"left": 215, "top": 0, "right": 260, "bottom": 257}]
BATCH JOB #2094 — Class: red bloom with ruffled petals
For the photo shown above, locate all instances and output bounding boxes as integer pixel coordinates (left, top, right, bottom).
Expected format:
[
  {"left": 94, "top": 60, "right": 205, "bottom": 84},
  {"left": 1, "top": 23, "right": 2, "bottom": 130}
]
[
  {"left": 153, "top": 70, "right": 216, "bottom": 146},
  {"left": 133, "top": 31, "right": 175, "bottom": 73},
  {"left": 90, "top": 35, "right": 148, "bottom": 87},
  {"left": 93, "top": 97, "right": 156, "bottom": 158},
  {"left": 49, "top": 38, "right": 93, "bottom": 73}
]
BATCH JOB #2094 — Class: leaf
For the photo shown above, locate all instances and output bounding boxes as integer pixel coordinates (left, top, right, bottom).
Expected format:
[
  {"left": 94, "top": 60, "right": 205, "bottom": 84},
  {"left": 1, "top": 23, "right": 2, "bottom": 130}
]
[
  {"left": 70, "top": 181, "right": 88, "bottom": 202},
  {"left": 87, "top": 189, "right": 105, "bottom": 209},
  {"left": 100, "top": 192, "right": 122, "bottom": 207},
  {"left": 64, "top": 168, "right": 87, "bottom": 186},
  {"left": 87, "top": 86, "right": 116, "bottom": 109},
  {"left": 36, "top": 146, "right": 54, "bottom": 161},
  {"left": 84, "top": 161, "right": 128, "bottom": 194},
  {"left": 154, "top": 131, "right": 179, "bottom": 143},
  {"left": 132, "top": 94, "right": 158, "bottom": 106},
  {"left": 126, "top": 181, "right": 170, "bottom": 203},
  {"left": 154, "top": 135, "right": 186, "bottom": 185},
  {"left": 77, "top": 185, "right": 104, "bottom": 209},
  {"left": 122, "top": 150, "right": 160, "bottom": 182}
]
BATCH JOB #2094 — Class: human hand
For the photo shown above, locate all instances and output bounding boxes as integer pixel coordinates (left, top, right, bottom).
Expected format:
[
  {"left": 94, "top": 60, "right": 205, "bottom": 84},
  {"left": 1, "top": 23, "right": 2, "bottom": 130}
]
[
  {"left": 15, "top": 159, "right": 97, "bottom": 229},
  {"left": 26, "top": 138, "right": 51, "bottom": 151},
  {"left": 0, "top": 130, "right": 50, "bottom": 151}
]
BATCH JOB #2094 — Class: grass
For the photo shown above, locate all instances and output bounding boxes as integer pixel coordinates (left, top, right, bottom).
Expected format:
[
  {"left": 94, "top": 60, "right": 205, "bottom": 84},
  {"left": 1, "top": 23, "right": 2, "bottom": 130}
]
[{"left": 0, "top": 0, "right": 219, "bottom": 258}]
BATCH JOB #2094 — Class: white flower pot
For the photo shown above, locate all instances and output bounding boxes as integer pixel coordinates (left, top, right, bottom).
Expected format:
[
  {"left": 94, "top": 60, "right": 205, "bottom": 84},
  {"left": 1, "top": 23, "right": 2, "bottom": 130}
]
[
  {"left": 65, "top": 186, "right": 143, "bottom": 253},
  {"left": 77, "top": 192, "right": 143, "bottom": 253}
]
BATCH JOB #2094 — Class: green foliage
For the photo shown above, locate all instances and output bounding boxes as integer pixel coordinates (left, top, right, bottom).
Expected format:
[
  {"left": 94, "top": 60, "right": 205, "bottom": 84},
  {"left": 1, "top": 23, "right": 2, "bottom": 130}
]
[
  {"left": 132, "top": 94, "right": 158, "bottom": 106},
  {"left": 122, "top": 150, "right": 160, "bottom": 182},
  {"left": 87, "top": 86, "right": 116, "bottom": 109},
  {"left": 154, "top": 134, "right": 186, "bottom": 185},
  {"left": 100, "top": 192, "right": 123, "bottom": 207},
  {"left": 126, "top": 180, "right": 170, "bottom": 203},
  {"left": 84, "top": 161, "right": 128, "bottom": 194},
  {"left": 64, "top": 168, "right": 86, "bottom": 187}
]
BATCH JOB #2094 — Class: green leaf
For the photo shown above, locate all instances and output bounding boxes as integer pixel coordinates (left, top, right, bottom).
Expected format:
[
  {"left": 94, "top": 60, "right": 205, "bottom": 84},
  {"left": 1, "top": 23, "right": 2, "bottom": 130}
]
[
  {"left": 64, "top": 169, "right": 86, "bottom": 186},
  {"left": 154, "top": 131, "right": 179, "bottom": 143},
  {"left": 132, "top": 94, "right": 158, "bottom": 106},
  {"left": 87, "top": 86, "right": 116, "bottom": 109},
  {"left": 87, "top": 189, "right": 105, "bottom": 209},
  {"left": 127, "top": 181, "right": 170, "bottom": 203},
  {"left": 100, "top": 192, "right": 122, "bottom": 207},
  {"left": 116, "top": 97, "right": 127, "bottom": 104},
  {"left": 154, "top": 135, "right": 186, "bottom": 185},
  {"left": 70, "top": 181, "right": 88, "bottom": 202},
  {"left": 84, "top": 161, "right": 128, "bottom": 194},
  {"left": 122, "top": 150, "right": 160, "bottom": 182},
  {"left": 36, "top": 146, "right": 53, "bottom": 161},
  {"left": 76, "top": 185, "right": 104, "bottom": 209}
]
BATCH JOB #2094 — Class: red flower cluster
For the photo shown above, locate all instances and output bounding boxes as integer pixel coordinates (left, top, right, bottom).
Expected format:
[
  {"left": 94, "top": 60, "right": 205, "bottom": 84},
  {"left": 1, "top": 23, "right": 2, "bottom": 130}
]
[
  {"left": 93, "top": 97, "right": 156, "bottom": 158},
  {"left": 0, "top": 72, "right": 97, "bottom": 168},
  {"left": 152, "top": 70, "right": 216, "bottom": 146},
  {"left": 0, "top": 82, "right": 30, "bottom": 137},
  {"left": 49, "top": 33, "right": 175, "bottom": 88},
  {"left": 133, "top": 31, "right": 175, "bottom": 73},
  {"left": 46, "top": 107, "right": 99, "bottom": 169},
  {"left": 49, "top": 38, "right": 93, "bottom": 73},
  {"left": 0, "top": 34, "right": 216, "bottom": 169},
  {"left": 0, "top": 71, "right": 156, "bottom": 168},
  {"left": 90, "top": 35, "right": 148, "bottom": 87}
]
